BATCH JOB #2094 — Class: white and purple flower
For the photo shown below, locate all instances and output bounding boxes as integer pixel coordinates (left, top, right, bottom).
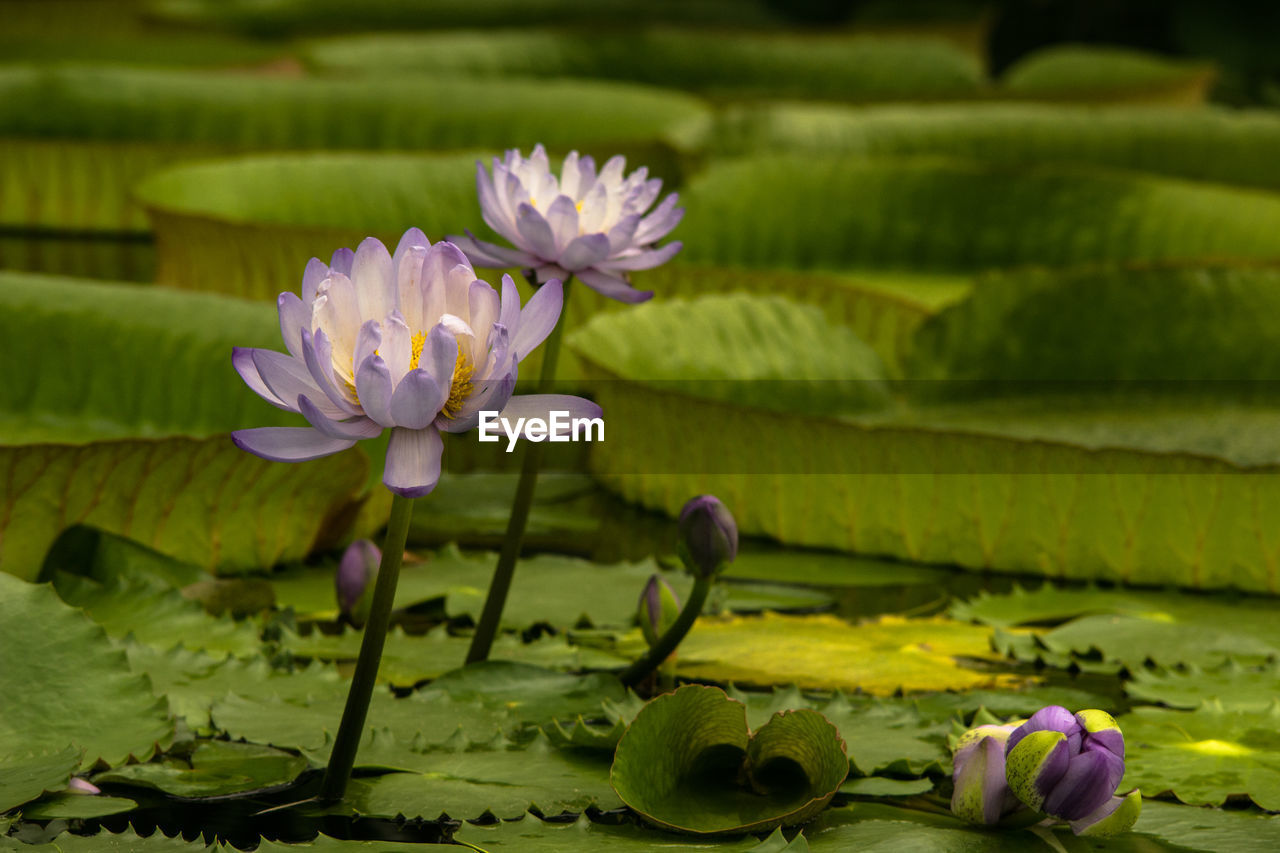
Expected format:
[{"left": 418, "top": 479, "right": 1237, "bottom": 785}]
[
  {"left": 450, "top": 144, "right": 683, "bottom": 304},
  {"left": 231, "top": 228, "right": 601, "bottom": 497}
]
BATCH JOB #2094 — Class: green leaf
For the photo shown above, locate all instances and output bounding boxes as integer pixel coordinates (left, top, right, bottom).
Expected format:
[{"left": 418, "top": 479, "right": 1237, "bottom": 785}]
[
  {"left": 94, "top": 741, "right": 307, "bottom": 798},
  {"left": 0, "top": 574, "right": 172, "bottom": 768},
  {"left": 302, "top": 30, "right": 982, "bottom": 102},
  {"left": 906, "top": 264, "right": 1280, "bottom": 386},
  {"left": 17, "top": 793, "right": 137, "bottom": 820},
  {"left": 726, "top": 548, "right": 953, "bottom": 589},
  {"left": 1127, "top": 660, "right": 1280, "bottom": 711},
  {"left": 338, "top": 733, "right": 620, "bottom": 820},
  {"left": 451, "top": 812, "right": 768, "bottom": 852},
  {"left": 678, "top": 157, "right": 1280, "bottom": 273},
  {"left": 712, "top": 102, "right": 1280, "bottom": 191},
  {"left": 571, "top": 293, "right": 1280, "bottom": 591},
  {"left": 0, "top": 747, "right": 79, "bottom": 814},
  {"left": 1134, "top": 800, "right": 1280, "bottom": 853},
  {"left": 1002, "top": 45, "right": 1215, "bottom": 104},
  {"left": 417, "top": 663, "right": 627, "bottom": 730},
  {"left": 0, "top": 828, "right": 211, "bottom": 851},
  {"left": 0, "top": 272, "right": 373, "bottom": 580},
  {"left": 1121, "top": 702, "right": 1280, "bottom": 809},
  {"left": 839, "top": 777, "right": 935, "bottom": 797},
  {"left": 611, "top": 685, "right": 848, "bottom": 835},
  {"left": 620, "top": 612, "right": 1021, "bottom": 695}
]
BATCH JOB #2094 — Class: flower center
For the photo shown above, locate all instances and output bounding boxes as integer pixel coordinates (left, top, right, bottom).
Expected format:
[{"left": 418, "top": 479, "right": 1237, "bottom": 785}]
[
  {"left": 408, "top": 331, "right": 426, "bottom": 370},
  {"left": 443, "top": 348, "right": 474, "bottom": 419}
]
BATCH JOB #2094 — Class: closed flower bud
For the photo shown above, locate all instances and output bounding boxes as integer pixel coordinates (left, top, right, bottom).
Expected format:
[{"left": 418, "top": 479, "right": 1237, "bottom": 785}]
[
  {"left": 951, "top": 722, "right": 1023, "bottom": 825},
  {"left": 638, "top": 574, "right": 681, "bottom": 647},
  {"left": 336, "top": 539, "right": 380, "bottom": 625},
  {"left": 1004, "top": 706, "right": 1130, "bottom": 830},
  {"left": 677, "top": 495, "right": 738, "bottom": 579},
  {"left": 67, "top": 777, "right": 100, "bottom": 795}
]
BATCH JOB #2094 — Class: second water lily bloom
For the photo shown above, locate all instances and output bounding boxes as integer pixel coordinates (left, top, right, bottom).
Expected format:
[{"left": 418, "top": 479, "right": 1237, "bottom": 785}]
[
  {"left": 951, "top": 722, "right": 1023, "bottom": 826},
  {"left": 450, "top": 144, "right": 683, "bottom": 304},
  {"left": 231, "top": 229, "right": 601, "bottom": 497}
]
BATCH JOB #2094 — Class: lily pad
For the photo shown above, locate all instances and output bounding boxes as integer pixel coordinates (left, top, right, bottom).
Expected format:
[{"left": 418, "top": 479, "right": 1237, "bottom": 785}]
[
  {"left": 839, "top": 777, "right": 935, "bottom": 797},
  {"left": 1134, "top": 800, "right": 1280, "bottom": 853},
  {"left": 1121, "top": 701, "right": 1280, "bottom": 809},
  {"left": 642, "top": 613, "right": 1021, "bottom": 694},
  {"left": 1126, "top": 660, "right": 1280, "bottom": 711},
  {"left": 0, "top": 573, "right": 172, "bottom": 768},
  {"left": 417, "top": 663, "right": 628, "bottom": 730},
  {"left": 452, "top": 812, "right": 786, "bottom": 852},
  {"left": 18, "top": 793, "right": 138, "bottom": 820},
  {"left": 611, "top": 685, "right": 848, "bottom": 835},
  {"left": 94, "top": 741, "right": 307, "bottom": 798},
  {"left": 0, "top": 747, "right": 79, "bottom": 814}
]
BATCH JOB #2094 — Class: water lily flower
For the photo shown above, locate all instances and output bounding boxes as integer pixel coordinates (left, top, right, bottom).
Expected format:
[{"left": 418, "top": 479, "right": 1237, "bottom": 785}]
[
  {"left": 232, "top": 228, "right": 601, "bottom": 497},
  {"left": 951, "top": 722, "right": 1023, "bottom": 826},
  {"left": 336, "top": 539, "right": 379, "bottom": 625},
  {"left": 67, "top": 778, "right": 101, "bottom": 795},
  {"left": 677, "top": 495, "right": 738, "bottom": 578},
  {"left": 1004, "top": 706, "right": 1140, "bottom": 836},
  {"left": 450, "top": 144, "right": 683, "bottom": 304}
]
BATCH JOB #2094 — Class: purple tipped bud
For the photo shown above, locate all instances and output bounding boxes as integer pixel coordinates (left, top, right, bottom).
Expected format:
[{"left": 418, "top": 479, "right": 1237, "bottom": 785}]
[
  {"left": 1070, "top": 789, "right": 1143, "bottom": 837},
  {"left": 951, "top": 723, "right": 1023, "bottom": 825},
  {"left": 336, "top": 539, "right": 380, "bottom": 625},
  {"left": 67, "top": 777, "right": 100, "bottom": 795},
  {"left": 1005, "top": 706, "right": 1128, "bottom": 823},
  {"left": 638, "top": 574, "right": 681, "bottom": 647},
  {"left": 677, "top": 495, "right": 737, "bottom": 578}
]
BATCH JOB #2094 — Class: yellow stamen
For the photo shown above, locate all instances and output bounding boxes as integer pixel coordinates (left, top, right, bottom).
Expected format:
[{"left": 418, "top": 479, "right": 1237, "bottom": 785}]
[
  {"left": 409, "top": 331, "right": 426, "bottom": 370},
  {"left": 443, "top": 348, "right": 474, "bottom": 419},
  {"left": 575, "top": 200, "right": 583, "bottom": 212}
]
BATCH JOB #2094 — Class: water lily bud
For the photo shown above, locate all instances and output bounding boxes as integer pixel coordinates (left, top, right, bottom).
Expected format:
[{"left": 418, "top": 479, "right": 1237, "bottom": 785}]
[
  {"left": 677, "top": 495, "right": 738, "bottom": 578},
  {"left": 1004, "top": 706, "right": 1127, "bottom": 825},
  {"left": 67, "top": 777, "right": 100, "bottom": 795},
  {"left": 336, "top": 539, "right": 380, "bottom": 625},
  {"left": 1070, "top": 789, "right": 1143, "bottom": 837},
  {"left": 951, "top": 723, "right": 1023, "bottom": 825},
  {"left": 638, "top": 574, "right": 681, "bottom": 647}
]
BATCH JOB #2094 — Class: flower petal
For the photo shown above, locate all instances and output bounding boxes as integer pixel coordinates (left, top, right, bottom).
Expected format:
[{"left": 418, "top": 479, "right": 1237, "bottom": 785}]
[
  {"left": 383, "top": 426, "right": 444, "bottom": 498},
  {"left": 575, "top": 268, "right": 653, "bottom": 304},
  {"left": 559, "top": 233, "right": 612, "bottom": 271},
  {"left": 597, "top": 241, "right": 682, "bottom": 272},
  {"left": 633, "top": 193, "right": 684, "bottom": 244},
  {"left": 277, "top": 292, "right": 309, "bottom": 358},
  {"left": 1042, "top": 747, "right": 1124, "bottom": 821},
  {"left": 1005, "top": 729, "right": 1070, "bottom": 813},
  {"left": 497, "top": 394, "right": 602, "bottom": 439},
  {"left": 231, "top": 427, "right": 355, "bottom": 462},
  {"left": 233, "top": 347, "right": 286, "bottom": 409},
  {"left": 449, "top": 232, "right": 539, "bottom": 269},
  {"left": 301, "top": 257, "right": 329, "bottom": 304},
  {"left": 389, "top": 369, "right": 447, "bottom": 429},
  {"left": 248, "top": 347, "right": 342, "bottom": 417},
  {"left": 329, "top": 247, "right": 354, "bottom": 277},
  {"left": 380, "top": 311, "right": 412, "bottom": 386},
  {"left": 299, "top": 394, "right": 384, "bottom": 439},
  {"left": 516, "top": 203, "right": 557, "bottom": 260},
  {"left": 302, "top": 329, "right": 360, "bottom": 415},
  {"left": 544, "top": 194, "right": 579, "bottom": 254},
  {"left": 560, "top": 150, "right": 582, "bottom": 198},
  {"left": 606, "top": 213, "right": 641, "bottom": 254},
  {"left": 351, "top": 236, "right": 395, "bottom": 322},
  {"left": 511, "top": 278, "right": 563, "bottom": 359},
  {"left": 1070, "top": 790, "right": 1142, "bottom": 837},
  {"left": 355, "top": 354, "right": 395, "bottom": 428},
  {"left": 498, "top": 273, "right": 521, "bottom": 333},
  {"left": 468, "top": 280, "right": 501, "bottom": 345}
]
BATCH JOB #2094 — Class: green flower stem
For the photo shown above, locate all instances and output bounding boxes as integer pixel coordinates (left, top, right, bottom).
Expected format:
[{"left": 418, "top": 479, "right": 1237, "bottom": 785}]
[
  {"left": 319, "top": 492, "right": 415, "bottom": 803},
  {"left": 465, "top": 276, "right": 573, "bottom": 664},
  {"left": 619, "top": 574, "right": 713, "bottom": 688}
]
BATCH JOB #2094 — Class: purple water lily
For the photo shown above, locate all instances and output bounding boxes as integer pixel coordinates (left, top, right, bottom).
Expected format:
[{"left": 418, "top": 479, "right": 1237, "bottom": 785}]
[
  {"left": 1004, "top": 706, "right": 1140, "bottom": 836},
  {"left": 951, "top": 722, "right": 1023, "bottom": 826},
  {"left": 450, "top": 144, "right": 683, "bottom": 304},
  {"left": 677, "top": 495, "right": 738, "bottom": 578},
  {"left": 232, "top": 228, "right": 601, "bottom": 497}
]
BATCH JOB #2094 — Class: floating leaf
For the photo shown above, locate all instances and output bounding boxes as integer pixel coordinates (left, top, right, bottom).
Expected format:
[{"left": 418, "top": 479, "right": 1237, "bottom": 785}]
[
  {"left": 1002, "top": 45, "right": 1215, "bottom": 104},
  {"left": 451, "top": 812, "right": 768, "bottom": 852},
  {"left": 18, "top": 794, "right": 137, "bottom": 820},
  {"left": 340, "top": 733, "right": 620, "bottom": 820},
  {"left": 0, "top": 747, "right": 79, "bottom": 814},
  {"left": 611, "top": 685, "right": 848, "bottom": 835},
  {"left": 1127, "top": 661, "right": 1280, "bottom": 711},
  {"left": 0, "top": 574, "right": 172, "bottom": 768},
  {"left": 839, "top": 777, "right": 935, "bottom": 797},
  {"left": 1121, "top": 701, "right": 1280, "bottom": 809},
  {"left": 626, "top": 612, "right": 1020, "bottom": 694},
  {"left": 1134, "top": 800, "right": 1280, "bottom": 853},
  {"left": 711, "top": 102, "right": 1280, "bottom": 191},
  {"left": 418, "top": 663, "right": 627, "bottom": 730},
  {"left": 0, "top": 828, "right": 211, "bottom": 851},
  {"left": 95, "top": 741, "right": 306, "bottom": 798},
  {"left": 0, "top": 272, "right": 373, "bottom": 581}
]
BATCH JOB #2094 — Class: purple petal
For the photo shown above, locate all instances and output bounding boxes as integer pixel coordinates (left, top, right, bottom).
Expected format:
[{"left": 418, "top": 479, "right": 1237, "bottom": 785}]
[
  {"left": 559, "top": 233, "right": 612, "bottom": 271},
  {"left": 301, "top": 257, "right": 329, "bottom": 305},
  {"left": 498, "top": 394, "right": 602, "bottom": 439},
  {"left": 383, "top": 426, "right": 444, "bottom": 498},
  {"left": 515, "top": 203, "right": 557, "bottom": 260},
  {"left": 439, "top": 364, "right": 516, "bottom": 433},
  {"left": 498, "top": 273, "right": 521, "bottom": 332},
  {"left": 336, "top": 539, "right": 379, "bottom": 613},
  {"left": 248, "top": 348, "right": 344, "bottom": 417},
  {"left": 633, "top": 177, "right": 664, "bottom": 212},
  {"left": 598, "top": 241, "right": 682, "bottom": 272},
  {"left": 351, "top": 236, "right": 395, "bottom": 322},
  {"left": 1008, "top": 706, "right": 1083, "bottom": 754},
  {"left": 420, "top": 324, "right": 460, "bottom": 384},
  {"left": 231, "top": 427, "right": 355, "bottom": 462},
  {"left": 599, "top": 154, "right": 626, "bottom": 185},
  {"left": 277, "top": 292, "right": 309, "bottom": 358},
  {"left": 544, "top": 195, "right": 579, "bottom": 253},
  {"left": 298, "top": 394, "right": 383, "bottom": 440},
  {"left": 302, "top": 329, "right": 360, "bottom": 416},
  {"left": 575, "top": 268, "right": 653, "bottom": 304},
  {"left": 329, "top": 247, "right": 354, "bottom": 277},
  {"left": 355, "top": 355, "right": 395, "bottom": 428},
  {"left": 606, "top": 213, "right": 642, "bottom": 253},
  {"left": 1043, "top": 749, "right": 1124, "bottom": 821},
  {"left": 390, "top": 369, "right": 447, "bottom": 430},
  {"left": 511, "top": 278, "right": 563, "bottom": 359},
  {"left": 633, "top": 193, "right": 683, "bottom": 244},
  {"left": 233, "top": 347, "right": 285, "bottom": 409},
  {"left": 354, "top": 319, "right": 381, "bottom": 376},
  {"left": 449, "top": 232, "right": 538, "bottom": 269},
  {"left": 394, "top": 227, "right": 430, "bottom": 263}
]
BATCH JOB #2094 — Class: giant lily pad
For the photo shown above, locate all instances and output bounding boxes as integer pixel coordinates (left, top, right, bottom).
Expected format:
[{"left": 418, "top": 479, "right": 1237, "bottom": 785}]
[
  {"left": 94, "top": 741, "right": 307, "bottom": 798},
  {"left": 0, "top": 574, "right": 172, "bottom": 768},
  {"left": 1126, "top": 661, "right": 1280, "bottom": 711},
  {"left": 611, "top": 685, "right": 848, "bottom": 835},
  {"left": 1121, "top": 702, "right": 1280, "bottom": 809},
  {"left": 1001, "top": 45, "right": 1215, "bottom": 104},
  {"left": 0, "top": 747, "right": 79, "bottom": 814},
  {"left": 0, "top": 272, "right": 373, "bottom": 581}
]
